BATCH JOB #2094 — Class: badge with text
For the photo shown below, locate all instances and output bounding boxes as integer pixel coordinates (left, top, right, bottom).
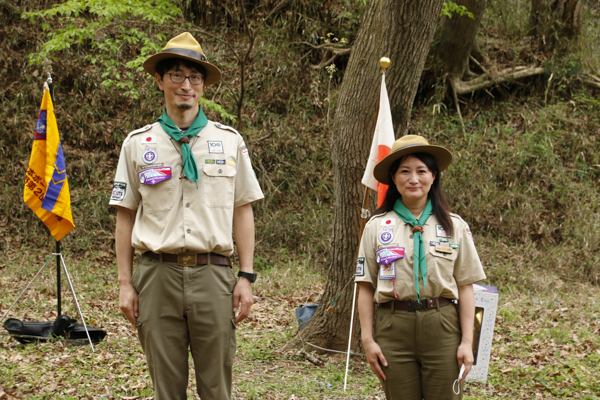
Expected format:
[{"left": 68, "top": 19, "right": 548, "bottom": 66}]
[
  {"left": 208, "top": 140, "right": 224, "bottom": 153},
  {"left": 110, "top": 182, "right": 127, "bottom": 201},
  {"left": 379, "top": 229, "right": 394, "bottom": 245},
  {"left": 142, "top": 145, "right": 158, "bottom": 164},
  {"left": 436, "top": 224, "right": 450, "bottom": 238},
  {"left": 380, "top": 218, "right": 396, "bottom": 227},
  {"left": 138, "top": 167, "right": 172, "bottom": 185},
  {"left": 376, "top": 247, "right": 405, "bottom": 265},
  {"left": 379, "top": 262, "right": 396, "bottom": 280},
  {"left": 141, "top": 134, "right": 157, "bottom": 144},
  {"left": 216, "top": 159, "right": 226, "bottom": 165},
  {"left": 355, "top": 257, "right": 365, "bottom": 276}
]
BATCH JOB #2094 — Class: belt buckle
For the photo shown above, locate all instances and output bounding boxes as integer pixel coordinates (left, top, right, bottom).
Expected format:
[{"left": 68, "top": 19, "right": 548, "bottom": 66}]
[
  {"left": 177, "top": 253, "right": 197, "bottom": 266},
  {"left": 410, "top": 299, "right": 424, "bottom": 311}
]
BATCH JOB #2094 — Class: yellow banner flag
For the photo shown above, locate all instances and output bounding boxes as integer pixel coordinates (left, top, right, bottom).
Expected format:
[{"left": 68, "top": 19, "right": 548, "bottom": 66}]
[{"left": 23, "top": 83, "right": 75, "bottom": 241}]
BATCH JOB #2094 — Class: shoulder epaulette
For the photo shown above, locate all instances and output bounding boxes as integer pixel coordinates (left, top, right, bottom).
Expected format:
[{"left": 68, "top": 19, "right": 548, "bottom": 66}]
[
  {"left": 123, "top": 123, "right": 156, "bottom": 145},
  {"left": 214, "top": 121, "right": 240, "bottom": 135}
]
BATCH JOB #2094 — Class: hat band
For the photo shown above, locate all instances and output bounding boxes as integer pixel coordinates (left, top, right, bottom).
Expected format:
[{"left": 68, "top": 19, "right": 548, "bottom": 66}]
[
  {"left": 161, "top": 48, "right": 208, "bottom": 63},
  {"left": 395, "top": 143, "right": 428, "bottom": 152}
]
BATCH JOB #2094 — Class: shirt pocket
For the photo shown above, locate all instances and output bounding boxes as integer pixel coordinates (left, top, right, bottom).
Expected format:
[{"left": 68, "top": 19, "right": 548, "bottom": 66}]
[
  {"left": 138, "top": 174, "right": 175, "bottom": 213},
  {"left": 427, "top": 245, "right": 458, "bottom": 287},
  {"left": 203, "top": 164, "right": 236, "bottom": 208}
]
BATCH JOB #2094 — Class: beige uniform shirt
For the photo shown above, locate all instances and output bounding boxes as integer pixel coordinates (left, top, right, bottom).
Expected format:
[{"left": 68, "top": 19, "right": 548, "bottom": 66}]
[
  {"left": 355, "top": 210, "right": 486, "bottom": 304},
  {"left": 109, "top": 120, "right": 264, "bottom": 256}
]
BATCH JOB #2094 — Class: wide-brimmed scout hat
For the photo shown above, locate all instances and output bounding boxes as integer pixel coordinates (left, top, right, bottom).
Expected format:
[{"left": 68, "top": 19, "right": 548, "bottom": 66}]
[
  {"left": 373, "top": 135, "right": 453, "bottom": 185},
  {"left": 142, "top": 32, "right": 222, "bottom": 86}
]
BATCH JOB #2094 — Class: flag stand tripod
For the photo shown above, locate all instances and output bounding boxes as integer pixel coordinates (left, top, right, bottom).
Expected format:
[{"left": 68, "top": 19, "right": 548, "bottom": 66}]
[{"left": 0, "top": 251, "right": 96, "bottom": 352}]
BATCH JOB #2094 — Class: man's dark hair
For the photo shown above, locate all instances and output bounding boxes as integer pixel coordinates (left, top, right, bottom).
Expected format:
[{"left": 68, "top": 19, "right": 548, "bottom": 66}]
[
  {"left": 374, "top": 152, "right": 454, "bottom": 236},
  {"left": 155, "top": 58, "right": 208, "bottom": 79}
]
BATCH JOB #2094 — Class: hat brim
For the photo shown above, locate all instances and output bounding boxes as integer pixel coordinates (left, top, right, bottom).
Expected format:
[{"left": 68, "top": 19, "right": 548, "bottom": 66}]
[
  {"left": 373, "top": 144, "right": 453, "bottom": 185},
  {"left": 143, "top": 49, "right": 222, "bottom": 87}
]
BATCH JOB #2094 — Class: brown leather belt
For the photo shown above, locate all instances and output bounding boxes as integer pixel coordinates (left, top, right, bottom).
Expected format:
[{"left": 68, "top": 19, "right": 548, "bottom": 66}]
[
  {"left": 378, "top": 297, "right": 453, "bottom": 312},
  {"left": 144, "top": 251, "right": 231, "bottom": 267}
]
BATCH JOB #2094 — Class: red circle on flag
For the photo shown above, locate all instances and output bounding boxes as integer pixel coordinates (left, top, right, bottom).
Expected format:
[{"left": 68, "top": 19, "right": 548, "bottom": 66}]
[
  {"left": 146, "top": 137, "right": 151, "bottom": 142},
  {"left": 386, "top": 220, "right": 391, "bottom": 224}
]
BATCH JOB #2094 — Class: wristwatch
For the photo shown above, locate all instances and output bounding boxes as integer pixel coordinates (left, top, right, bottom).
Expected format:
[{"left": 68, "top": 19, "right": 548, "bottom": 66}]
[{"left": 238, "top": 271, "right": 257, "bottom": 283}]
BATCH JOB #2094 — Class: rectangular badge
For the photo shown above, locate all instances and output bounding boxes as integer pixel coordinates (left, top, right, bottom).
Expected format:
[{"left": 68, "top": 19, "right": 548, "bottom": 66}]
[
  {"left": 436, "top": 224, "right": 450, "bottom": 238},
  {"left": 379, "top": 263, "right": 396, "bottom": 280},
  {"left": 216, "top": 159, "right": 226, "bottom": 165},
  {"left": 141, "top": 134, "right": 157, "bottom": 144},
  {"left": 380, "top": 218, "right": 396, "bottom": 227},
  {"left": 138, "top": 167, "right": 172, "bottom": 185},
  {"left": 110, "top": 182, "right": 126, "bottom": 201},
  {"left": 355, "top": 257, "right": 365, "bottom": 276},
  {"left": 435, "top": 245, "right": 453, "bottom": 254},
  {"left": 208, "top": 140, "right": 224, "bottom": 153}
]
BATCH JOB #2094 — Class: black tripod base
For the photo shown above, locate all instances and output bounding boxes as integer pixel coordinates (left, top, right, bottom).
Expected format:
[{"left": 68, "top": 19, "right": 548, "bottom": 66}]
[{"left": 3, "top": 315, "right": 106, "bottom": 345}]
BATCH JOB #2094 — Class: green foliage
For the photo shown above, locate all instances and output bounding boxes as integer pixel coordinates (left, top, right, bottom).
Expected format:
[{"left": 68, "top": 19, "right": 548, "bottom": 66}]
[
  {"left": 200, "top": 97, "right": 237, "bottom": 124},
  {"left": 442, "top": 0, "right": 475, "bottom": 19},
  {"left": 22, "top": 0, "right": 180, "bottom": 98}
]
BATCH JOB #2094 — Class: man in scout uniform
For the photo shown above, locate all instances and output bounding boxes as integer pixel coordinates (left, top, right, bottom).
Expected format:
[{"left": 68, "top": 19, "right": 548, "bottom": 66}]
[{"left": 110, "top": 32, "right": 264, "bottom": 400}]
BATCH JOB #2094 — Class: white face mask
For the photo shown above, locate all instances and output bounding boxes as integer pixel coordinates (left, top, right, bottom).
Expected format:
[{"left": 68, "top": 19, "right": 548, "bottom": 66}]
[{"left": 453, "top": 364, "right": 466, "bottom": 395}]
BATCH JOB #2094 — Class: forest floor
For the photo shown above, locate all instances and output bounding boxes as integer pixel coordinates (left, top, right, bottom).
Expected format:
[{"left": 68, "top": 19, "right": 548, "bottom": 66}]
[{"left": 1, "top": 237, "right": 599, "bottom": 399}]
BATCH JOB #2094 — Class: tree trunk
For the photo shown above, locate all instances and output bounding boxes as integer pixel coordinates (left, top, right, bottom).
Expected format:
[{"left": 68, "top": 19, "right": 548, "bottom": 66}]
[
  {"left": 435, "top": 0, "right": 487, "bottom": 80},
  {"left": 285, "top": 0, "right": 444, "bottom": 353},
  {"left": 529, "top": 0, "right": 582, "bottom": 50}
]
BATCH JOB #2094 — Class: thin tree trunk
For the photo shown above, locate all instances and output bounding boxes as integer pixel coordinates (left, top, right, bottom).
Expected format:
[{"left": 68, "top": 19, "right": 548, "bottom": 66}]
[{"left": 285, "top": 0, "right": 444, "bottom": 353}]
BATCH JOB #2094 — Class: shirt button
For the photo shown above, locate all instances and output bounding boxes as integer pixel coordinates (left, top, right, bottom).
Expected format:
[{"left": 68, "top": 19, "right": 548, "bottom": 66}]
[
  {"left": 410, "top": 255, "right": 414, "bottom": 261},
  {"left": 218, "top": 168, "right": 223, "bottom": 174},
  {"left": 185, "top": 203, "right": 190, "bottom": 208},
  {"left": 409, "top": 235, "right": 413, "bottom": 239},
  {"left": 186, "top": 228, "right": 191, "bottom": 234}
]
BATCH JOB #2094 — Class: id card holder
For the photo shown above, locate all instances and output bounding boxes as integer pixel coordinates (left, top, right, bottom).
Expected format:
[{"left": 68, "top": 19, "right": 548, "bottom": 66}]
[{"left": 379, "top": 261, "right": 396, "bottom": 280}]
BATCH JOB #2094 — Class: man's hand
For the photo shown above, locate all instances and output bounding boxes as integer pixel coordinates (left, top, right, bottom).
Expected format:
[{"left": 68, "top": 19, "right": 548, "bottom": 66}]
[
  {"left": 233, "top": 277, "right": 253, "bottom": 323},
  {"left": 119, "top": 282, "right": 139, "bottom": 329},
  {"left": 363, "top": 339, "right": 388, "bottom": 381}
]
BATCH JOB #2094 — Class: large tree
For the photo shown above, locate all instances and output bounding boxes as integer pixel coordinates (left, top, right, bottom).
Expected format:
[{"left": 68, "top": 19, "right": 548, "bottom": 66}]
[{"left": 287, "top": 0, "right": 445, "bottom": 352}]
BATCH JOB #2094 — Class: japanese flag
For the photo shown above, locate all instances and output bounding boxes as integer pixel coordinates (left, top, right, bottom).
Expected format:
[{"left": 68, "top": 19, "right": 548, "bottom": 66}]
[{"left": 361, "top": 73, "right": 395, "bottom": 207}]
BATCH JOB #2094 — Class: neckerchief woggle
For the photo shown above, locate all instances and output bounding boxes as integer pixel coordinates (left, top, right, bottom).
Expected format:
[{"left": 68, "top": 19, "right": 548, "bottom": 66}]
[
  {"left": 393, "top": 198, "right": 434, "bottom": 301},
  {"left": 156, "top": 108, "right": 208, "bottom": 186}
]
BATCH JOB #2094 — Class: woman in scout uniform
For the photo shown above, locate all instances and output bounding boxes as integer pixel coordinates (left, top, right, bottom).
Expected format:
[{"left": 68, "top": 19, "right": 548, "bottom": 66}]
[{"left": 355, "top": 135, "right": 486, "bottom": 400}]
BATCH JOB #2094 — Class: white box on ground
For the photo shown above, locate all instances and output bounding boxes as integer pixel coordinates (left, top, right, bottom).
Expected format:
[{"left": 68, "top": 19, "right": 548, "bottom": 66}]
[{"left": 466, "top": 284, "right": 499, "bottom": 383}]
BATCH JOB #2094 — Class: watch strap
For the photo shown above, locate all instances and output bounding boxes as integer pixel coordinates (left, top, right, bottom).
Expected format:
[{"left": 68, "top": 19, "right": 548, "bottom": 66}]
[{"left": 238, "top": 271, "right": 257, "bottom": 283}]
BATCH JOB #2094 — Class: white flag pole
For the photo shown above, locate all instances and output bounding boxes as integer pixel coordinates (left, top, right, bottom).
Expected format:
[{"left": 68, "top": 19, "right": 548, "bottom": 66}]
[{"left": 343, "top": 57, "right": 391, "bottom": 391}]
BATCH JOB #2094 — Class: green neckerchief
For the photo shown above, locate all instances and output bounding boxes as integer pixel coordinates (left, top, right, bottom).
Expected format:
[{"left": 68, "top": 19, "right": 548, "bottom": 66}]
[
  {"left": 393, "top": 198, "right": 434, "bottom": 302},
  {"left": 156, "top": 108, "right": 208, "bottom": 185}
]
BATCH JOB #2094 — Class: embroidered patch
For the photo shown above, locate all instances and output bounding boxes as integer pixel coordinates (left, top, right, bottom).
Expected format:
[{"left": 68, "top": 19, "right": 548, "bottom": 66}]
[
  {"left": 216, "top": 159, "right": 226, "bottom": 165},
  {"left": 141, "top": 163, "right": 164, "bottom": 170},
  {"left": 110, "top": 182, "right": 126, "bottom": 201},
  {"left": 355, "top": 257, "right": 365, "bottom": 276},
  {"left": 376, "top": 247, "right": 405, "bottom": 265},
  {"left": 239, "top": 141, "right": 248, "bottom": 153},
  {"left": 226, "top": 160, "right": 235, "bottom": 166},
  {"left": 380, "top": 218, "right": 396, "bottom": 227},
  {"left": 142, "top": 145, "right": 158, "bottom": 164},
  {"left": 436, "top": 224, "right": 450, "bottom": 238},
  {"left": 465, "top": 223, "right": 472, "bottom": 236},
  {"left": 205, "top": 159, "right": 216, "bottom": 164},
  {"left": 208, "top": 140, "right": 224, "bottom": 153},
  {"left": 138, "top": 167, "right": 171, "bottom": 185},
  {"left": 379, "top": 229, "right": 394, "bottom": 245},
  {"left": 141, "top": 134, "right": 157, "bottom": 144}
]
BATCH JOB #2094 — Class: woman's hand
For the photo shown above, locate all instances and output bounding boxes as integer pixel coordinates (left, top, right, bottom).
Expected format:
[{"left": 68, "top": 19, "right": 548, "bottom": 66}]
[
  {"left": 364, "top": 339, "right": 388, "bottom": 381},
  {"left": 456, "top": 341, "right": 474, "bottom": 382}
]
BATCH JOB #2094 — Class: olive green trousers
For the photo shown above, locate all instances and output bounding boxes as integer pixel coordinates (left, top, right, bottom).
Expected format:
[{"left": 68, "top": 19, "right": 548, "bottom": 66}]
[
  {"left": 375, "top": 303, "right": 463, "bottom": 400},
  {"left": 132, "top": 255, "right": 237, "bottom": 400}
]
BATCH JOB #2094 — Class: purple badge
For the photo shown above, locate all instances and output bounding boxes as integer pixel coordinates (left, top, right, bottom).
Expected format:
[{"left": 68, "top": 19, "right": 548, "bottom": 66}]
[
  {"left": 139, "top": 167, "right": 171, "bottom": 185},
  {"left": 142, "top": 146, "right": 158, "bottom": 164},
  {"left": 379, "top": 229, "right": 394, "bottom": 244},
  {"left": 376, "top": 247, "right": 405, "bottom": 265}
]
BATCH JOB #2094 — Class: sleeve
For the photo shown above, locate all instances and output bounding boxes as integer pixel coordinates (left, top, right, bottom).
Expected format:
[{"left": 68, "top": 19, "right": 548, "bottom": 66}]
[
  {"left": 453, "top": 218, "right": 486, "bottom": 286},
  {"left": 355, "top": 220, "right": 379, "bottom": 287},
  {"left": 109, "top": 137, "right": 141, "bottom": 210},
  {"left": 233, "top": 135, "right": 264, "bottom": 207}
]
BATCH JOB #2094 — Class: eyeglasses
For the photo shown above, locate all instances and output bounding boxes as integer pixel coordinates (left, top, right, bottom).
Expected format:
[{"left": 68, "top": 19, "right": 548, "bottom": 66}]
[{"left": 166, "top": 72, "right": 205, "bottom": 85}]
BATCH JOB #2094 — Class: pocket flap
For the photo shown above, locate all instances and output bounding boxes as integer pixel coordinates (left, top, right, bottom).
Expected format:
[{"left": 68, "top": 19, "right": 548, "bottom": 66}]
[{"left": 203, "top": 164, "right": 236, "bottom": 177}]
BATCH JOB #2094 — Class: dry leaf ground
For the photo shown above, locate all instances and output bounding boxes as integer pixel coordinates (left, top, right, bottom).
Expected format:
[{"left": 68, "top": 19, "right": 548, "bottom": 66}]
[{"left": 2, "top": 241, "right": 600, "bottom": 399}]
